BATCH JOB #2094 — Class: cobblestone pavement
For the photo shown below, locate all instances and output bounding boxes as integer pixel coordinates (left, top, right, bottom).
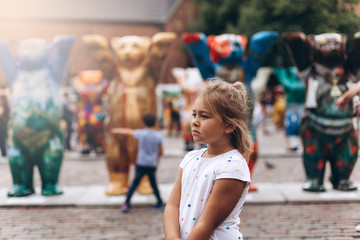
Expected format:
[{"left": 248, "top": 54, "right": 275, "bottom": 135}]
[
  {"left": 0, "top": 202, "right": 359, "bottom": 240},
  {"left": 0, "top": 126, "right": 360, "bottom": 239}
]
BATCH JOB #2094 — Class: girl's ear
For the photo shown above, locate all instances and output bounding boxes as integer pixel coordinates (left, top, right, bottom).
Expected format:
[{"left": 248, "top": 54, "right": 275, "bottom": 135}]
[{"left": 224, "top": 122, "right": 236, "bottom": 134}]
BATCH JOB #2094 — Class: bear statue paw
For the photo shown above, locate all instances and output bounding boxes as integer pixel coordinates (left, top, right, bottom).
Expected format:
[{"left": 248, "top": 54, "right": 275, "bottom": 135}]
[
  {"left": 302, "top": 179, "right": 325, "bottom": 192},
  {"left": 137, "top": 179, "right": 154, "bottom": 195},
  {"left": 330, "top": 177, "right": 358, "bottom": 191},
  {"left": 105, "top": 183, "right": 128, "bottom": 195},
  {"left": 41, "top": 184, "right": 64, "bottom": 196},
  {"left": 7, "top": 184, "right": 35, "bottom": 197},
  {"left": 137, "top": 185, "right": 154, "bottom": 195}
]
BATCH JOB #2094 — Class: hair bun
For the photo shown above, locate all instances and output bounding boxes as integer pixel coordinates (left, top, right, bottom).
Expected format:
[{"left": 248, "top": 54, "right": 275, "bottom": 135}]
[
  {"left": 232, "top": 81, "right": 247, "bottom": 95},
  {"left": 232, "top": 81, "right": 244, "bottom": 89}
]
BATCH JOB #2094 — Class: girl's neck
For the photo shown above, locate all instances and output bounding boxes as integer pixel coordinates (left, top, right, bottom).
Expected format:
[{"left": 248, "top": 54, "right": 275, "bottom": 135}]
[{"left": 202, "top": 144, "right": 235, "bottom": 158}]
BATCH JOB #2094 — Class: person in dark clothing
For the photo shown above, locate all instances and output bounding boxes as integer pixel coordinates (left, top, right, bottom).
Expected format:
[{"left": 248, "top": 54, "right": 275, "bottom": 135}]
[
  {"left": 0, "top": 87, "right": 10, "bottom": 159},
  {"left": 62, "top": 92, "right": 76, "bottom": 151},
  {"left": 169, "top": 98, "right": 181, "bottom": 136}
]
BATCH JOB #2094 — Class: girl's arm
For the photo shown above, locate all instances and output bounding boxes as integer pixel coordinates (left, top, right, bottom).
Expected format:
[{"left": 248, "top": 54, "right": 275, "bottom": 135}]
[
  {"left": 163, "top": 168, "right": 182, "bottom": 240},
  {"left": 187, "top": 179, "right": 247, "bottom": 240}
]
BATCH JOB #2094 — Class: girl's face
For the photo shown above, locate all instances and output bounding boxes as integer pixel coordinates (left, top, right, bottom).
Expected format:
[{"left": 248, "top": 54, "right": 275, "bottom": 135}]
[{"left": 191, "top": 97, "right": 232, "bottom": 146}]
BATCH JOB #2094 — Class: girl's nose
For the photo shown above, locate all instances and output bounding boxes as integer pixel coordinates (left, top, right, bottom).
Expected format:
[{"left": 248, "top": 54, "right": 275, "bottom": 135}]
[{"left": 192, "top": 117, "right": 199, "bottom": 127}]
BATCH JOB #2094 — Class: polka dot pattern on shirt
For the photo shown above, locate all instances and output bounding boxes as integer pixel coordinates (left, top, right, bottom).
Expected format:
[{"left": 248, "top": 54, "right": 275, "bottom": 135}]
[{"left": 179, "top": 148, "right": 250, "bottom": 240}]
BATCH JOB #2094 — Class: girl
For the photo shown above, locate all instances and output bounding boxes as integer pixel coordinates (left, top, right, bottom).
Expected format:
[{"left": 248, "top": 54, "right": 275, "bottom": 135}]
[{"left": 163, "top": 80, "right": 253, "bottom": 240}]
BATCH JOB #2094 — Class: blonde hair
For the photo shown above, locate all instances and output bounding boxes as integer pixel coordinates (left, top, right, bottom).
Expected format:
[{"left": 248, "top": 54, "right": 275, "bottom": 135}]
[{"left": 197, "top": 79, "right": 253, "bottom": 160}]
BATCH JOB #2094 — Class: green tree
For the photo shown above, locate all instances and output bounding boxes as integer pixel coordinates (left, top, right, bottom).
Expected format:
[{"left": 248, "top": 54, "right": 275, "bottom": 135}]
[
  {"left": 191, "top": 0, "right": 360, "bottom": 37},
  {"left": 188, "top": 0, "right": 245, "bottom": 35}
]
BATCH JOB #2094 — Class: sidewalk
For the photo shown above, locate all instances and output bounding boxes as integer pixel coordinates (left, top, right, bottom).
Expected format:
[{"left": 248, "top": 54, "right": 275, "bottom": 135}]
[
  {"left": 1, "top": 182, "right": 359, "bottom": 207},
  {"left": 0, "top": 124, "right": 359, "bottom": 207}
]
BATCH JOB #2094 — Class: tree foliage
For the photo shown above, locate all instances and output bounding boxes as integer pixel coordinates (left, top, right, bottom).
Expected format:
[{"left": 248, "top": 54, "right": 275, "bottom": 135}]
[
  {"left": 190, "top": 0, "right": 360, "bottom": 38},
  {"left": 188, "top": 0, "right": 244, "bottom": 35}
]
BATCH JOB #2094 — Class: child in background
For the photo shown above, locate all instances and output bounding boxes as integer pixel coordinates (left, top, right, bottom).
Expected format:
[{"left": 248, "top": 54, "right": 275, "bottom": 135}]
[
  {"left": 163, "top": 80, "right": 253, "bottom": 240},
  {"left": 111, "top": 112, "right": 164, "bottom": 212}
]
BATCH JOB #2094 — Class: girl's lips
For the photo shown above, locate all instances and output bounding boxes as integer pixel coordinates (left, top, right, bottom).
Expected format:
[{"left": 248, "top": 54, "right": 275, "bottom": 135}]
[{"left": 192, "top": 130, "right": 200, "bottom": 135}]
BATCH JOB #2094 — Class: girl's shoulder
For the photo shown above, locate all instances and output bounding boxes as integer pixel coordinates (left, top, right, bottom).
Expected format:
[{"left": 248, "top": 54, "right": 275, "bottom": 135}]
[
  {"left": 215, "top": 150, "right": 251, "bottom": 181},
  {"left": 227, "top": 149, "right": 246, "bottom": 160},
  {"left": 218, "top": 149, "right": 248, "bottom": 167}
]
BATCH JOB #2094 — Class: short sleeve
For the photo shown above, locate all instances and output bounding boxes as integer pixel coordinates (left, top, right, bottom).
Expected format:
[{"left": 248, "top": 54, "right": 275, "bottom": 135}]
[
  {"left": 157, "top": 132, "right": 163, "bottom": 145},
  {"left": 215, "top": 157, "right": 250, "bottom": 183},
  {"left": 133, "top": 129, "right": 142, "bottom": 140}
]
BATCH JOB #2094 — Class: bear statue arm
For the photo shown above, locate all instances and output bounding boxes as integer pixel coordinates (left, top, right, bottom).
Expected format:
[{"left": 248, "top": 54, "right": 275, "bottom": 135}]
[
  {"left": 148, "top": 32, "right": 177, "bottom": 83},
  {"left": 82, "top": 34, "right": 116, "bottom": 81},
  {"left": 243, "top": 31, "right": 279, "bottom": 84},
  {"left": 347, "top": 32, "right": 360, "bottom": 82},
  {"left": 51, "top": 35, "right": 75, "bottom": 84},
  {"left": 183, "top": 32, "right": 215, "bottom": 81},
  {"left": 0, "top": 39, "right": 18, "bottom": 83},
  {"left": 281, "top": 32, "right": 311, "bottom": 72}
]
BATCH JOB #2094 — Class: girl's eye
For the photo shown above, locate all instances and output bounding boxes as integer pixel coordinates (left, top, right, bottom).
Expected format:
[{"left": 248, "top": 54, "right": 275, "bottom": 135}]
[{"left": 192, "top": 113, "right": 210, "bottom": 119}]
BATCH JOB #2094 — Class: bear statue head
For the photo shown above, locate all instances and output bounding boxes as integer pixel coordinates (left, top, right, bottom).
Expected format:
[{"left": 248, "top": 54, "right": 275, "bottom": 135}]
[
  {"left": 15, "top": 38, "right": 50, "bottom": 70},
  {"left": 207, "top": 34, "right": 248, "bottom": 83},
  {"left": 111, "top": 36, "right": 151, "bottom": 70},
  {"left": 82, "top": 34, "right": 116, "bottom": 81},
  {"left": 207, "top": 34, "right": 247, "bottom": 66},
  {"left": 307, "top": 33, "right": 347, "bottom": 69}
]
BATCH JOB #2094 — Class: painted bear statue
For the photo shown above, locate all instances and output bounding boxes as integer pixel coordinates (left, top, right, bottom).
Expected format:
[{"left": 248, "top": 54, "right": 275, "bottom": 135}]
[
  {"left": 282, "top": 32, "right": 360, "bottom": 192},
  {"left": 72, "top": 70, "right": 109, "bottom": 155},
  {"left": 83, "top": 32, "right": 176, "bottom": 195},
  {"left": 0, "top": 36, "right": 75, "bottom": 197},
  {"left": 183, "top": 31, "right": 279, "bottom": 191}
]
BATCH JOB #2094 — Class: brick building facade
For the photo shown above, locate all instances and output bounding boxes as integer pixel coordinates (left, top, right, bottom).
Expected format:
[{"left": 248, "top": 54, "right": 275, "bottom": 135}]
[{"left": 0, "top": 0, "right": 198, "bottom": 84}]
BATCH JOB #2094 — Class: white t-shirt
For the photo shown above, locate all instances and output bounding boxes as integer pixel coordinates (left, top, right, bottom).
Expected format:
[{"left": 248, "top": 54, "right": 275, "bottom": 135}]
[{"left": 179, "top": 148, "right": 251, "bottom": 240}]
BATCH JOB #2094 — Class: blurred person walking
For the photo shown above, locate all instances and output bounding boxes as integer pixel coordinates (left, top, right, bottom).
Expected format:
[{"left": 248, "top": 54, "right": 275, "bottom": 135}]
[{"left": 112, "top": 112, "right": 164, "bottom": 212}]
